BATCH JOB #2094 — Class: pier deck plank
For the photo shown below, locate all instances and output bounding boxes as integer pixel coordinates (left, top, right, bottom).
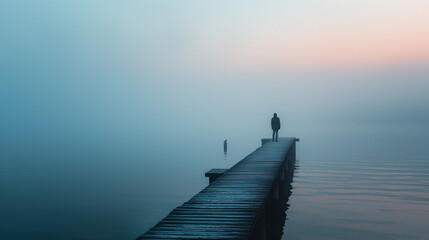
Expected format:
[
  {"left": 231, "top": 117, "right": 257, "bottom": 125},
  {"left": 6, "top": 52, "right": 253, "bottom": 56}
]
[{"left": 137, "top": 137, "right": 297, "bottom": 240}]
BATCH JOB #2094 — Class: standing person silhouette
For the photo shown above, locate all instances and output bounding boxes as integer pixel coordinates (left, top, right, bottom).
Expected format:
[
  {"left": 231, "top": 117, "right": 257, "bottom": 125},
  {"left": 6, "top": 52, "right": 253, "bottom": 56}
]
[{"left": 271, "top": 113, "right": 281, "bottom": 142}]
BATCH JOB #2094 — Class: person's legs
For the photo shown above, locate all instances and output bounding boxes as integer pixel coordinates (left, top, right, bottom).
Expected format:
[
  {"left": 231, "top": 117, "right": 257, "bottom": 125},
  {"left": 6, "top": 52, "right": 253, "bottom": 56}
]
[
  {"left": 275, "top": 130, "right": 278, "bottom": 142},
  {"left": 272, "top": 130, "right": 275, "bottom": 141}
]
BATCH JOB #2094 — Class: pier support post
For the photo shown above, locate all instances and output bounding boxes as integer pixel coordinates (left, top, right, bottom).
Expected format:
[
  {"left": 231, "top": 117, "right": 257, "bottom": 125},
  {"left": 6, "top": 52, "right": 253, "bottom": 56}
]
[
  {"left": 273, "top": 182, "right": 279, "bottom": 201},
  {"left": 258, "top": 211, "right": 267, "bottom": 240},
  {"left": 280, "top": 165, "right": 285, "bottom": 182}
]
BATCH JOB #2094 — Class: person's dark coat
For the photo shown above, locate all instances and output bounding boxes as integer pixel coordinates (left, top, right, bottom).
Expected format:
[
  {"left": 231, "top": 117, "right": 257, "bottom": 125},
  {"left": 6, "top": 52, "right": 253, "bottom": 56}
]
[{"left": 271, "top": 116, "right": 281, "bottom": 130}]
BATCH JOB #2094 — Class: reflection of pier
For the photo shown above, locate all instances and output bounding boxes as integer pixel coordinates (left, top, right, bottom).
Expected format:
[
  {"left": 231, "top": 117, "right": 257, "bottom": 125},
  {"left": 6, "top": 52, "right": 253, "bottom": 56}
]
[{"left": 137, "top": 137, "right": 298, "bottom": 240}]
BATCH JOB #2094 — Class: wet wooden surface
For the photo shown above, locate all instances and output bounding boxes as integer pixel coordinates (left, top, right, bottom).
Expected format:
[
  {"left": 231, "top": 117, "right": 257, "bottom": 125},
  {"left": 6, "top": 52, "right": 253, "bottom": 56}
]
[
  {"left": 205, "top": 168, "right": 228, "bottom": 184},
  {"left": 137, "top": 137, "right": 297, "bottom": 240}
]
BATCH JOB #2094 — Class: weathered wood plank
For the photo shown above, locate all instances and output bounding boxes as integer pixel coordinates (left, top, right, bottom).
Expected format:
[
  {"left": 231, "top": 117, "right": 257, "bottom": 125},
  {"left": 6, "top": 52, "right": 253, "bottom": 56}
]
[{"left": 137, "top": 137, "right": 297, "bottom": 240}]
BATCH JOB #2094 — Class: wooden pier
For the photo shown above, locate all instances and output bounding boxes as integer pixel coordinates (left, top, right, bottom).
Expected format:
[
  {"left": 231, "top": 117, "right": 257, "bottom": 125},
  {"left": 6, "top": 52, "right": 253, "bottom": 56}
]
[{"left": 137, "top": 137, "right": 298, "bottom": 240}]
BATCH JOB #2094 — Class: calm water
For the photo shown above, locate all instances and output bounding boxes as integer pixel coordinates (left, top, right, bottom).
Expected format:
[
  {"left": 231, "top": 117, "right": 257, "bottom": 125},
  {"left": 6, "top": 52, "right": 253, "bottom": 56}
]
[
  {"left": 283, "top": 125, "right": 429, "bottom": 239},
  {"left": 1, "top": 124, "right": 428, "bottom": 239}
]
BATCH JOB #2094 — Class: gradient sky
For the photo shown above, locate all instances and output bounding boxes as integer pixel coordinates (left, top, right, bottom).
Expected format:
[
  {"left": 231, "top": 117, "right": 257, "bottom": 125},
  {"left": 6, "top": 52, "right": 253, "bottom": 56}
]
[
  {"left": 107, "top": 0, "right": 429, "bottom": 72},
  {"left": 2, "top": 1, "right": 428, "bottom": 73},
  {"left": 1, "top": 2, "right": 429, "bottom": 239},
  {"left": 128, "top": 0, "right": 429, "bottom": 72},
  {"left": 1, "top": 0, "right": 429, "bottom": 146}
]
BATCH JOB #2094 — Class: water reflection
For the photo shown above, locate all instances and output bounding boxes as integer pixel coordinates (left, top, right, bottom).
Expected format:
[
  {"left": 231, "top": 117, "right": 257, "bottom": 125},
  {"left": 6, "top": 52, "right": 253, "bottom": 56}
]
[
  {"left": 263, "top": 159, "right": 297, "bottom": 239},
  {"left": 282, "top": 131, "right": 429, "bottom": 240}
]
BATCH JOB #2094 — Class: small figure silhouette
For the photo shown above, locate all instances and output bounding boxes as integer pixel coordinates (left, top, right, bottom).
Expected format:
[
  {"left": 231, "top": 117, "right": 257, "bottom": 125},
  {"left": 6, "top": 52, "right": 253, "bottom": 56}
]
[{"left": 271, "top": 113, "right": 281, "bottom": 142}]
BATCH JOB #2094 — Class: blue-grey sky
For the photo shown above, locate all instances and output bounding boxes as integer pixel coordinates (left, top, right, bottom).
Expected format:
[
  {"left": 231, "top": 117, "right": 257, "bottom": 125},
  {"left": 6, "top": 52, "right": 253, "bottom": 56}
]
[
  {"left": 1, "top": 0, "right": 429, "bottom": 149},
  {"left": 1, "top": 2, "right": 429, "bottom": 240}
]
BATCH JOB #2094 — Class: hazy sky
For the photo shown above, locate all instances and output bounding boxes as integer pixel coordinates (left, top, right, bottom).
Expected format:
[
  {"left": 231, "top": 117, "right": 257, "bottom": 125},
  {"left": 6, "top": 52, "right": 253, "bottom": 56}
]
[
  {"left": 1, "top": 1, "right": 429, "bottom": 148},
  {"left": 2, "top": 3, "right": 429, "bottom": 240},
  {"left": 125, "top": 0, "right": 429, "bottom": 72},
  {"left": 2, "top": 1, "right": 428, "bottom": 72}
]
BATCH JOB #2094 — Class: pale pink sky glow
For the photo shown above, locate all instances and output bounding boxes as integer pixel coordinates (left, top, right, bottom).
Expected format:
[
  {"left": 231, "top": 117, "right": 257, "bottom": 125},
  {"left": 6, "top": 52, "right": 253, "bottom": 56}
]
[
  {"left": 162, "top": 1, "right": 429, "bottom": 73},
  {"left": 196, "top": 22, "right": 429, "bottom": 72}
]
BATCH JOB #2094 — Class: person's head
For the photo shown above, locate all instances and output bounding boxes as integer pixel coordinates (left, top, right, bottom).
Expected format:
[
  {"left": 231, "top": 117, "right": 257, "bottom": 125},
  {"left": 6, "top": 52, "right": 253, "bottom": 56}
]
[{"left": 273, "top": 113, "right": 277, "bottom": 117}]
